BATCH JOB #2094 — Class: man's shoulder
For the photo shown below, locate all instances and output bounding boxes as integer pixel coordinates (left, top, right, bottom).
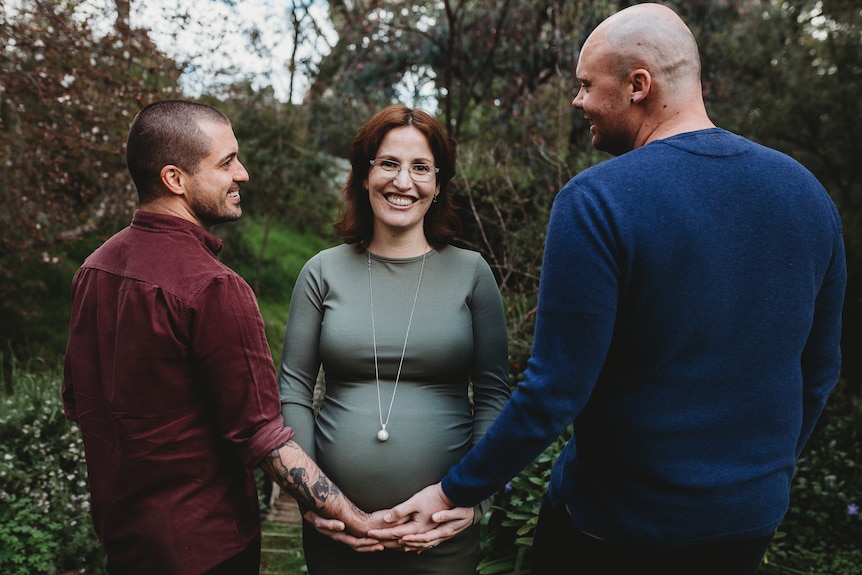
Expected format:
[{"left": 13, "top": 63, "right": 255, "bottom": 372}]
[
  {"left": 78, "top": 225, "right": 134, "bottom": 270},
  {"left": 80, "top": 225, "right": 238, "bottom": 297}
]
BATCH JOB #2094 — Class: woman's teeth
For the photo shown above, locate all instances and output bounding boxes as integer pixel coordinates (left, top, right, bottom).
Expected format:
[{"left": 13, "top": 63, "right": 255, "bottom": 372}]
[{"left": 386, "top": 195, "right": 414, "bottom": 207}]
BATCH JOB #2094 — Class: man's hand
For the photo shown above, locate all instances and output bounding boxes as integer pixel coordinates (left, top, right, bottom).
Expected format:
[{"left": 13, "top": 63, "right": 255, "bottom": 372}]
[
  {"left": 302, "top": 510, "right": 386, "bottom": 552},
  {"left": 260, "top": 442, "right": 402, "bottom": 551},
  {"left": 367, "top": 482, "right": 455, "bottom": 544}
]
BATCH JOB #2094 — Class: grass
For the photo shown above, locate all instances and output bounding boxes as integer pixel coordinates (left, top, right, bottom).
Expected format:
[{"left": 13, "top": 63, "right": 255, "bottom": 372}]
[{"left": 261, "top": 520, "right": 306, "bottom": 575}]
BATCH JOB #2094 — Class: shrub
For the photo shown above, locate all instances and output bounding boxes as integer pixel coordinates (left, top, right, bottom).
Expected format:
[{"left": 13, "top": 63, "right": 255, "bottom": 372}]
[
  {"left": 2, "top": 340, "right": 860, "bottom": 574},
  {"left": 0, "top": 496, "right": 59, "bottom": 574},
  {"left": 763, "top": 390, "right": 862, "bottom": 574},
  {"left": 0, "top": 354, "right": 105, "bottom": 574},
  {"left": 478, "top": 428, "right": 571, "bottom": 574}
]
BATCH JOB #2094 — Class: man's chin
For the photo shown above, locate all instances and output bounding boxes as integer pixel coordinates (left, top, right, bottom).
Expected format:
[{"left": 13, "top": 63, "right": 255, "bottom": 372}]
[
  {"left": 205, "top": 209, "right": 243, "bottom": 228},
  {"left": 593, "top": 137, "right": 626, "bottom": 157}
]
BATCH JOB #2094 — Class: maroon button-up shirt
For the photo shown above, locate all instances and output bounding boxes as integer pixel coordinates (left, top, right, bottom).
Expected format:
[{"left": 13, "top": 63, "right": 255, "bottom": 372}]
[{"left": 62, "top": 210, "right": 293, "bottom": 574}]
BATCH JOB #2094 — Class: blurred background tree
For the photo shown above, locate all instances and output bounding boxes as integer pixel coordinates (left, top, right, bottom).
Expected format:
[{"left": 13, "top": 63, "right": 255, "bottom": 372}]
[{"left": 0, "top": 0, "right": 182, "bottom": 381}]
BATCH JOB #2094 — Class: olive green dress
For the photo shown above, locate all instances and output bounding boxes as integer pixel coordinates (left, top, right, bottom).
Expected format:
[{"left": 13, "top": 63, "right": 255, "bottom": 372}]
[{"left": 279, "top": 244, "right": 510, "bottom": 574}]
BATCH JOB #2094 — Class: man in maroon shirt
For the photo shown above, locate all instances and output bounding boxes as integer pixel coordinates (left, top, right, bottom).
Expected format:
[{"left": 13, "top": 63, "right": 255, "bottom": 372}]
[{"left": 62, "top": 100, "right": 387, "bottom": 574}]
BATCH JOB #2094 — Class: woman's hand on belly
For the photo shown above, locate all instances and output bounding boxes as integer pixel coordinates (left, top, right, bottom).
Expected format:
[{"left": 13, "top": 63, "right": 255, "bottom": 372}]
[{"left": 398, "top": 506, "right": 476, "bottom": 553}]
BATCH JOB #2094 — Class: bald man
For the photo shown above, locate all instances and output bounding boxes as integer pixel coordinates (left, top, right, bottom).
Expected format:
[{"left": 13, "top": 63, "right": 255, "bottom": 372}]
[{"left": 370, "top": 4, "right": 845, "bottom": 574}]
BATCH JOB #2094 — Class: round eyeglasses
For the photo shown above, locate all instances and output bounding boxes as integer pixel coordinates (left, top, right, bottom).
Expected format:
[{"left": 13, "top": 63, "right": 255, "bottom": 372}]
[{"left": 369, "top": 159, "right": 439, "bottom": 183}]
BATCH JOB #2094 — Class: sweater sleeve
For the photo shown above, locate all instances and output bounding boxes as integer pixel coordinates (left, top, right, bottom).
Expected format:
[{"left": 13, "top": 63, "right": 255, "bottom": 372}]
[
  {"left": 797, "top": 206, "right": 846, "bottom": 456},
  {"left": 443, "top": 181, "right": 618, "bottom": 506}
]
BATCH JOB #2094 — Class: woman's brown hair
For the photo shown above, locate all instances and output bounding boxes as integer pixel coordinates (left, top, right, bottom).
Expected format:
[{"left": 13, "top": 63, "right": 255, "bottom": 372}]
[{"left": 333, "top": 104, "right": 460, "bottom": 249}]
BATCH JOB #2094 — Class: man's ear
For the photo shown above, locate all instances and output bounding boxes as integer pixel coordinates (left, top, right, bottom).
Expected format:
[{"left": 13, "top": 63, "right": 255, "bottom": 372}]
[
  {"left": 630, "top": 68, "right": 652, "bottom": 104},
  {"left": 160, "top": 165, "right": 186, "bottom": 196}
]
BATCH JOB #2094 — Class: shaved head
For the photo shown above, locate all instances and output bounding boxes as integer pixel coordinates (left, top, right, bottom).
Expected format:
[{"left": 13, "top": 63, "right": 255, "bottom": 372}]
[
  {"left": 593, "top": 3, "right": 701, "bottom": 91},
  {"left": 572, "top": 3, "right": 713, "bottom": 154}
]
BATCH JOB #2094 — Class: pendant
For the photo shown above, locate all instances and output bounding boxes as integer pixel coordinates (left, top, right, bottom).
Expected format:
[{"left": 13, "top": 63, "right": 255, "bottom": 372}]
[{"left": 377, "top": 428, "right": 390, "bottom": 442}]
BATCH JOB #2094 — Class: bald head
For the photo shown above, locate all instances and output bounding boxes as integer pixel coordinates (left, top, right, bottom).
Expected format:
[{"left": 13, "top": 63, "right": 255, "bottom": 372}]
[{"left": 593, "top": 3, "right": 701, "bottom": 94}]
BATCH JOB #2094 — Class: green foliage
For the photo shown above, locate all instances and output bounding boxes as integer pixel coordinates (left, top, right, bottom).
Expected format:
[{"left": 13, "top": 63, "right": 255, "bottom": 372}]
[
  {"left": 763, "top": 391, "right": 862, "bottom": 574},
  {"left": 0, "top": 247, "right": 81, "bottom": 367},
  {"left": 0, "top": 355, "right": 105, "bottom": 574},
  {"left": 207, "top": 88, "right": 345, "bottom": 239},
  {"left": 0, "top": 496, "right": 59, "bottom": 575},
  {"left": 1, "top": 0, "right": 862, "bottom": 572},
  {"left": 478, "top": 428, "right": 572, "bottom": 574},
  {"left": 762, "top": 541, "right": 862, "bottom": 575},
  {"left": 2, "top": 332, "right": 861, "bottom": 575},
  {"left": 260, "top": 522, "right": 307, "bottom": 574},
  {"left": 312, "top": 0, "right": 593, "bottom": 142}
]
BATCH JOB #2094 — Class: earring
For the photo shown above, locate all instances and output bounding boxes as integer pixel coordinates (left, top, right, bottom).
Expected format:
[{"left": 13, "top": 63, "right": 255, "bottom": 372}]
[
  {"left": 630, "top": 98, "right": 634, "bottom": 104},
  {"left": 432, "top": 195, "right": 438, "bottom": 203}
]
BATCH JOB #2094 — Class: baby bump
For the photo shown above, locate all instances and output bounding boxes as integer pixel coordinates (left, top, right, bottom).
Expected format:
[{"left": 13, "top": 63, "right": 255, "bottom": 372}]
[{"left": 314, "top": 382, "right": 473, "bottom": 511}]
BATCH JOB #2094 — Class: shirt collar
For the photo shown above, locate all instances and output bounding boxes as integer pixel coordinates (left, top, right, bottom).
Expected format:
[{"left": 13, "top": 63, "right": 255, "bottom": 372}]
[{"left": 130, "top": 210, "right": 224, "bottom": 255}]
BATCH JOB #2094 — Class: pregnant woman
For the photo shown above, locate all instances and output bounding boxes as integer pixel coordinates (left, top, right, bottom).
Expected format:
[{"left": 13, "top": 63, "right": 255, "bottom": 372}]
[{"left": 278, "top": 104, "right": 510, "bottom": 574}]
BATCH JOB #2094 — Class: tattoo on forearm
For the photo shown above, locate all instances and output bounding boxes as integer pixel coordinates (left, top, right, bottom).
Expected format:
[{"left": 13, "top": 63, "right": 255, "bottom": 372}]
[
  {"left": 288, "top": 466, "right": 315, "bottom": 505},
  {"left": 312, "top": 475, "right": 339, "bottom": 503},
  {"left": 264, "top": 447, "right": 343, "bottom": 514}
]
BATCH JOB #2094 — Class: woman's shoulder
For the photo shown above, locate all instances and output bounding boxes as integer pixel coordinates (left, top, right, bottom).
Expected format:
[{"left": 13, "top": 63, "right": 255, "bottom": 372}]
[
  {"left": 438, "top": 245, "right": 493, "bottom": 274},
  {"left": 297, "top": 244, "right": 361, "bottom": 279},
  {"left": 439, "top": 244, "right": 480, "bottom": 259},
  {"left": 319, "top": 243, "right": 356, "bottom": 257}
]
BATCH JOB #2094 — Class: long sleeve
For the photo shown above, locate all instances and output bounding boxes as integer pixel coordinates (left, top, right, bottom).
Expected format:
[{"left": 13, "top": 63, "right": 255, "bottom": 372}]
[
  {"left": 467, "top": 255, "right": 511, "bottom": 521},
  {"left": 468, "top": 256, "right": 511, "bottom": 445},
  {"left": 797, "top": 209, "right": 846, "bottom": 456},
  {"left": 280, "top": 244, "right": 511, "bottom": 520},
  {"left": 194, "top": 274, "right": 296, "bottom": 468},
  {"left": 446, "top": 129, "right": 848, "bottom": 544},
  {"left": 278, "top": 255, "right": 325, "bottom": 460}
]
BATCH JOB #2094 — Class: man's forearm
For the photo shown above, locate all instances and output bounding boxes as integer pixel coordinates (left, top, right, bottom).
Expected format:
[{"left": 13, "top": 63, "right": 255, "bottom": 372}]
[{"left": 259, "top": 440, "right": 372, "bottom": 535}]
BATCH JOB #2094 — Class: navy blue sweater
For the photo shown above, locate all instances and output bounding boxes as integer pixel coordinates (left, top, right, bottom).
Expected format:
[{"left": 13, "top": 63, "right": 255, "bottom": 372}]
[{"left": 442, "top": 129, "right": 846, "bottom": 544}]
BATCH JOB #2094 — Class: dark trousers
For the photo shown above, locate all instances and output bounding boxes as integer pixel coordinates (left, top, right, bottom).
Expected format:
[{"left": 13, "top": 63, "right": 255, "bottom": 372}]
[
  {"left": 106, "top": 538, "right": 261, "bottom": 575},
  {"left": 204, "top": 538, "right": 261, "bottom": 575},
  {"left": 530, "top": 495, "right": 773, "bottom": 575}
]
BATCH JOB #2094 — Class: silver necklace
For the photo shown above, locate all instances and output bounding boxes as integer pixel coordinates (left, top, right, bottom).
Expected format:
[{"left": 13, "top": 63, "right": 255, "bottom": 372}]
[{"left": 368, "top": 249, "right": 427, "bottom": 442}]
